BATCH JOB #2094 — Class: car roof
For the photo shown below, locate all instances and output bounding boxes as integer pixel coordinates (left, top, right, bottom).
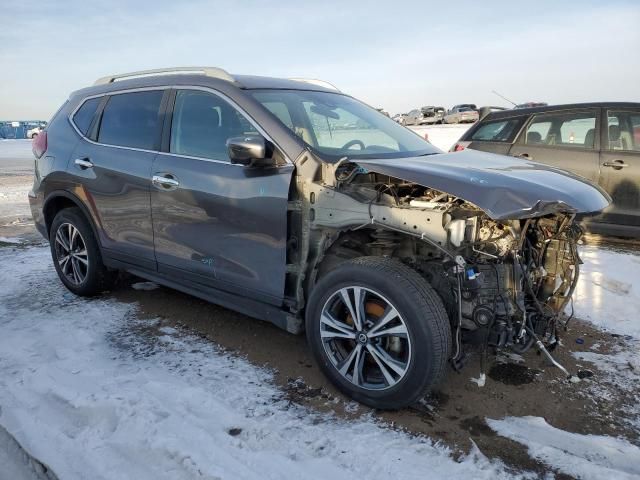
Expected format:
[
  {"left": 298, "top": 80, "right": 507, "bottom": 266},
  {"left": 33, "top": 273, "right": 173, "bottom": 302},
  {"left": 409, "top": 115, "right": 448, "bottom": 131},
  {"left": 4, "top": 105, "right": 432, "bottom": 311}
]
[
  {"left": 70, "top": 70, "right": 340, "bottom": 100},
  {"left": 485, "top": 102, "right": 640, "bottom": 121},
  {"left": 233, "top": 74, "right": 338, "bottom": 91}
]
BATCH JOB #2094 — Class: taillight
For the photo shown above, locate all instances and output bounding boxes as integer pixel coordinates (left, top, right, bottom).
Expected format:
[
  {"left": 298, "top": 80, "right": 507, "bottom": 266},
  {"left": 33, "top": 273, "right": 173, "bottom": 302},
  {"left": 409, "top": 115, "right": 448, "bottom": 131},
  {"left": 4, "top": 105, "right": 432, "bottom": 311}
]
[
  {"left": 32, "top": 131, "right": 47, "bottom": 159},
  {"left": 450, "top": 141, "right": 471, "bottom": 152}
]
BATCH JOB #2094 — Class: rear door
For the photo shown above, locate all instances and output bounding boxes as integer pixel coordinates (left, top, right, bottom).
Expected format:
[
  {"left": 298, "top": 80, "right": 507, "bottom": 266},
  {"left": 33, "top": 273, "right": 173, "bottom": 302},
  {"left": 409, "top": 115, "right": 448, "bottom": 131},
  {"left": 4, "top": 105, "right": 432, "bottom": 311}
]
[
  {"left": 508, "top": 109, "right": 600, "bottom": 182},
  {"left": 69, "top": 89, "right": 166, "bottom": 269},
  {"left": 597, "top": 108, "right": 640, "bottom": 229},
  {"left": 150, "top": 88, "right": 293, "bottom": 305}
]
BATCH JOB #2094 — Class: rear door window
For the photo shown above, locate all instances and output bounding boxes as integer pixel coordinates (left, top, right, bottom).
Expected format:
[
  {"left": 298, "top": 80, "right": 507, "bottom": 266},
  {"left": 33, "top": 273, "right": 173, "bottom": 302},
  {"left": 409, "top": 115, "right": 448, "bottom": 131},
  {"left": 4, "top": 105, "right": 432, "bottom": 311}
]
[
  {"left": 97, "top": 91, "right": 164, "bottom": 150},
  {"left": 524, "top": 110, "right": 597, "bottom": 149},
  {"left": 170, "top": 90, "right": 259, "bottom": 161},
  {"left": 471, "top": 117, "right": 524, "bottom": 142},
  {"left": 72, "top": 97, "right": 101, "bottom": 136},
  {"left": 606, "top": 111, "right": 640, "bottom": 151}
]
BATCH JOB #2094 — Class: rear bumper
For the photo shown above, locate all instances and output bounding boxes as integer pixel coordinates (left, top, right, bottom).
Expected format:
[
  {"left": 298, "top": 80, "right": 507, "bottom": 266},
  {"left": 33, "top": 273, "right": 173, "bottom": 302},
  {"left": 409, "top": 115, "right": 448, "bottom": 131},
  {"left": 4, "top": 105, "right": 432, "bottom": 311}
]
[{"left": 28, "top": 190, "right": 47, "bottom": 239}]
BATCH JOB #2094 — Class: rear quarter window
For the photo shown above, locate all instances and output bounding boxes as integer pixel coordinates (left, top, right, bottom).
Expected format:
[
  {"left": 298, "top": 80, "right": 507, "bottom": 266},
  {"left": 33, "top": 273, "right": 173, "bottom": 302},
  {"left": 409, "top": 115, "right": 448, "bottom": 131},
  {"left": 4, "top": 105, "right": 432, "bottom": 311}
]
[
  {"left": 470, "top": 117, "right": 524, "bottom": 142},
  {"left": 72, "top": 97, "right": 101, "bottom": 136}
]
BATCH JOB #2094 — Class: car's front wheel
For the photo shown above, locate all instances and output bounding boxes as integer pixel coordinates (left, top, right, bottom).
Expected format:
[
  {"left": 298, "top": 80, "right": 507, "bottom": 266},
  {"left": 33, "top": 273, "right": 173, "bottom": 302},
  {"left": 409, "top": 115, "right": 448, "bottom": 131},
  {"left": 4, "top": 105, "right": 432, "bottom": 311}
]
[
  {"left": 49, "top": 208, "right": 115, "bottom": 296},
  {"left": 306, "top": 257, "right": 451, "bottom": 409}
]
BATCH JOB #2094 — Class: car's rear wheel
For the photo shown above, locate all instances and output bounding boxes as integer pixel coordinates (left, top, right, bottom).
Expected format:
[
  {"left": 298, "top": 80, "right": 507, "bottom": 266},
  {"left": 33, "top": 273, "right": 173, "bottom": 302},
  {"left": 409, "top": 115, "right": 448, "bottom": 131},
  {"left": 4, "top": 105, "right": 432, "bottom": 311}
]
[
  {"left": 306, "top": 257, "right": 451, "bottom": 409},
  {"left": 50, "top": 208, "right": 115, "bottom": 296}
]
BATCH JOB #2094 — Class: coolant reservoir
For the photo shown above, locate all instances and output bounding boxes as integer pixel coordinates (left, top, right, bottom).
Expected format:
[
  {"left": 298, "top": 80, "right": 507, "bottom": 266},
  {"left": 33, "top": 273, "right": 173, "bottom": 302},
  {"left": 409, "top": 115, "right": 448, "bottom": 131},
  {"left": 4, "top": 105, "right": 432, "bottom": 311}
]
[{"left": 447, "top": 219, "right": 466, "bottom": 247}]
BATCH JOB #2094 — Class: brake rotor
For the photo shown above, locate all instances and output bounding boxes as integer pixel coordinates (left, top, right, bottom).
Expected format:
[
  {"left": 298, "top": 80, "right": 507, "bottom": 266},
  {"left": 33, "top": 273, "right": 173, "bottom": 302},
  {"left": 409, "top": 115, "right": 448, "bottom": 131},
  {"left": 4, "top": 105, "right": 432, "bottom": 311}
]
[{"left": 345, "top": 301, "right": 386, "bottom": 326}]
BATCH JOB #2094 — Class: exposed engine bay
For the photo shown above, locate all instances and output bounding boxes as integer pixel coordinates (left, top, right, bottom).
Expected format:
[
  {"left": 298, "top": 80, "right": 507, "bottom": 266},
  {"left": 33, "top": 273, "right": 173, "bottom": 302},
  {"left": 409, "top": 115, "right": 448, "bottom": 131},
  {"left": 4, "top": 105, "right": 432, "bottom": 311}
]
[{"left": 302, "top": 161, "right": 583, "bottom": 378}]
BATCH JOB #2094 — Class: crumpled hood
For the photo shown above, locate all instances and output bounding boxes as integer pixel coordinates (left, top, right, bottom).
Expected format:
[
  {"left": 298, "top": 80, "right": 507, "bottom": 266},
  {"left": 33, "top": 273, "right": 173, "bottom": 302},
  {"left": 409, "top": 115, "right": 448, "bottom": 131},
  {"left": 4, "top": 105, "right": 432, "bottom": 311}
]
[{"left": 355, "top": 149, "right": 611, "bottom": 220}]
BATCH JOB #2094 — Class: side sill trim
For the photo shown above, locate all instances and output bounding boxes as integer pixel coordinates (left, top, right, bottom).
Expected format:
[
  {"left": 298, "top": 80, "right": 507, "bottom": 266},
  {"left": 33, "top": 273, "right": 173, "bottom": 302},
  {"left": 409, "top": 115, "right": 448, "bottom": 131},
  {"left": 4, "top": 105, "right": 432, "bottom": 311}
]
[{"left": 102, "top": 256, "right": 300, "bottom": 333}]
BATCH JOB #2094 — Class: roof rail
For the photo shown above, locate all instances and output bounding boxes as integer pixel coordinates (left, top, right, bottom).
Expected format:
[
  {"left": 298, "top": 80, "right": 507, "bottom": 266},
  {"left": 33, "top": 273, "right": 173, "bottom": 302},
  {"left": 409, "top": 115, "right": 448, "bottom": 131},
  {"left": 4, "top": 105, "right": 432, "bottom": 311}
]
[
  {"left": 93, "top": 67, "right": 235, "bottom": 86},
  {"left": 288, "top": 78, "right": 340, "bottom": 91}
]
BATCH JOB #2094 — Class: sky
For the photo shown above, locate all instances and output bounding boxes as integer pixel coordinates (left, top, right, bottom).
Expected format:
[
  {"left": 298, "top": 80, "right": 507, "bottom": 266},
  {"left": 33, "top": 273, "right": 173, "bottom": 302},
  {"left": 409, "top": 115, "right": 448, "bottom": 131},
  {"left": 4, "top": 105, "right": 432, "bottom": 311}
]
[{"left": 1, "top": 0, "right": 639, "bottom": 120}]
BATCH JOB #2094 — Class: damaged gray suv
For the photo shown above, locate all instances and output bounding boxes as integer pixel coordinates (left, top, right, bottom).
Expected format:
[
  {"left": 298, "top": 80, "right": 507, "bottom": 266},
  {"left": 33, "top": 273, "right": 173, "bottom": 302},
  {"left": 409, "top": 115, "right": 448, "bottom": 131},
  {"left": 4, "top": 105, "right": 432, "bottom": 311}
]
[{"left": 30, "top": 67, "right": 610, "bottom": 409}]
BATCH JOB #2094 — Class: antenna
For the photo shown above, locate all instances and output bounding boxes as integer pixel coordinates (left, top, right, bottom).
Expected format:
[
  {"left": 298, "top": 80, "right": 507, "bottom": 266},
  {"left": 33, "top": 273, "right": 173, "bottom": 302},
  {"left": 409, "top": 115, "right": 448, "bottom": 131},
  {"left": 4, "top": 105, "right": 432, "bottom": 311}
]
[{"left": 491, "top": 90, "right": 517, "bottom": 107}]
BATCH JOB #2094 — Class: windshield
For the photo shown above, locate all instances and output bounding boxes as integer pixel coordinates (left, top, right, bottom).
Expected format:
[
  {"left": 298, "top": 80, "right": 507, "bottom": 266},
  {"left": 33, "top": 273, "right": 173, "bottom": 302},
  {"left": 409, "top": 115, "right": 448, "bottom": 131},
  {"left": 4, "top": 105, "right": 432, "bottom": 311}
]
[{"left": 250, "top": 89, "right": 440, "bottom": 161}]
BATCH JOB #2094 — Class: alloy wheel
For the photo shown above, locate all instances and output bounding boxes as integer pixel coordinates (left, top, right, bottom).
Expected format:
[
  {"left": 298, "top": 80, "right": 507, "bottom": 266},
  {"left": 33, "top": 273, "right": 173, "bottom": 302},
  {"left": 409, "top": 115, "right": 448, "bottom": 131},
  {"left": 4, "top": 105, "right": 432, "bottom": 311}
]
[
  {"left": 54, "top": 223, "right": 89, "bottom": 285},
  {"left": 320, "top": 286, "right": 412, "bottom": 391}
]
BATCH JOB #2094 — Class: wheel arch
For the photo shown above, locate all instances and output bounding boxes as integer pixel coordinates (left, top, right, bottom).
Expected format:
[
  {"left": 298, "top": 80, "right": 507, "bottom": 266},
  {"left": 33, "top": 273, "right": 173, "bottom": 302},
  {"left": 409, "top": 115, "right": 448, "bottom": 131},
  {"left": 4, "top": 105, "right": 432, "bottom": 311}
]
[
  {"left": 43, "top": 190, "right": 102, "bottom": 248},
  {"left": 305, "top": 226, "right": 419, "bottom": 298}
]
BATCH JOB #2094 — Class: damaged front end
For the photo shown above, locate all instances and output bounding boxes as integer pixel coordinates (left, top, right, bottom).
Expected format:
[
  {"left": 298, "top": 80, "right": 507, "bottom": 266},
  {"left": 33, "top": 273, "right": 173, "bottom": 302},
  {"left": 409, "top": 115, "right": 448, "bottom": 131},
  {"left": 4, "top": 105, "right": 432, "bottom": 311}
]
[
  {"left": 422, "top": 212, "right": 582, "bottom": 374},
  {"left": 296, "top": 151, "right": 611, "bottom": 379}
]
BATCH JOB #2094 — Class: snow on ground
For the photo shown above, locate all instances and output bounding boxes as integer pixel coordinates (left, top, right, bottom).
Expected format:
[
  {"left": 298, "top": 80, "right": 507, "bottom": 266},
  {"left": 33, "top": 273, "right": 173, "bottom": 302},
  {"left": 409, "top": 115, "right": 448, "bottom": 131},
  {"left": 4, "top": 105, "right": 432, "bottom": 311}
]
[
  {"left": 408, "top": 124, "right": 471, "bottom": 152},
  {"left": 0, "top": 246, "right": 510, "bottom": 480},
  {"left": 0, "top": 425, "right": 52, "bottom": 480},
  {"left": 0, "top": 182, "right": 31, "bottom": 220},
  {"left": 573, "top": 245, "right": 640, "bottom": 339},
  {"left": 0, "top": 236, "right": 25, "bottom": 244},
  {"left": 573, "top": 343, "right": 640, "bottom": 433},
  {"left": 487, "top": 416, "right": 640, "bottom": 480},
  {"left": 131, "top": 281, "right": 160, "bottom": 291}
]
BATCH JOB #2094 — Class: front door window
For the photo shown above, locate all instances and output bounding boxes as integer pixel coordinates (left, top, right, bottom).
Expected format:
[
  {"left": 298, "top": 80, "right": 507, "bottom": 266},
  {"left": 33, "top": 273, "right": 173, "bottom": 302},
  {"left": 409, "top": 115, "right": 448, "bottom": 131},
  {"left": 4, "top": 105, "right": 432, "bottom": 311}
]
[
  {"left": 170, "top": 90, "right": 259, "bottom": 161},
  {"left": 606, "top": 111, "right": 640, "bottom": 152}
]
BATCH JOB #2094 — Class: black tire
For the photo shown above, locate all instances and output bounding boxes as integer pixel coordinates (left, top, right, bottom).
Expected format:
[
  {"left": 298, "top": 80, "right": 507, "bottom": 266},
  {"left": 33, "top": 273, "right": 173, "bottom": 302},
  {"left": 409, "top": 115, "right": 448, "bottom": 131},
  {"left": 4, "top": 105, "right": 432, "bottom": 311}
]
[
  {"left": 49, "top": 207, "right": 115, "bottom": 296},
  {"left": 306, "top": 256, "right": 451, "bottom": 409}
]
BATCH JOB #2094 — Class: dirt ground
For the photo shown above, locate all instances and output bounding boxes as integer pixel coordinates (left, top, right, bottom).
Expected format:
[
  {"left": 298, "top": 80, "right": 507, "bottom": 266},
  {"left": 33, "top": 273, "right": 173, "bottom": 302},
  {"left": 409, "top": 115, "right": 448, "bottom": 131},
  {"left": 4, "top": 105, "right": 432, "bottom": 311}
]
[{"left": 110, "top": 276, "right": 639, "bottom": 478}]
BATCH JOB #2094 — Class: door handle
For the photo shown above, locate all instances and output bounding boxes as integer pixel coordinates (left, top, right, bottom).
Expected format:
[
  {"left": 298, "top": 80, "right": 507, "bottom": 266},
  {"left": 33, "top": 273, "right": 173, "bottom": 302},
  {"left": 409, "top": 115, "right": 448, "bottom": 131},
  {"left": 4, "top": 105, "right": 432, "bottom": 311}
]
[
  {"left": 74, "top": 158, "right": 93, "bottom": 169},
  {"left": 517, "top": 153, "right": 533, "bottom": 160},
  {"left": 152, "top": 174, "right": 180, "bottom": 189},
  {"left": 602, "top": 160, "right": 629, "bottom": 170}
]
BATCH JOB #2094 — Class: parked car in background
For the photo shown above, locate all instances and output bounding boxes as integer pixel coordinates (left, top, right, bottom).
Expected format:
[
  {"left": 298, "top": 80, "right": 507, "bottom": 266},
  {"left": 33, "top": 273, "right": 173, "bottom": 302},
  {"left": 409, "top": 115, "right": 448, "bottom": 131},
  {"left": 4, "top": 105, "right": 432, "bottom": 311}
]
[
  {"left": 392, "top": 113, "right": 407, "bottom": 125},
  {"left": 423, "top": 106, "right": 445, "bottom": 124},
  {"left": 27, "top": 126, "right": 43, "bottom": 138},
  {"left": 451, "top": 103, "right": 477, "bottom": 112},
  {"left": 404, "top": 106, "right": 445, "bottom": 125},
  {"left": 376, "top": 108, "right": 390, "bottom": 117},
  {"left": 443, "top": 106, "right": 479, "bottom": 124},
  {"left": 404, "top": 109, "right": 421, "bottom": 125},
  {"left": 451, "top": 102, "right": 640, "bottom": 237}
]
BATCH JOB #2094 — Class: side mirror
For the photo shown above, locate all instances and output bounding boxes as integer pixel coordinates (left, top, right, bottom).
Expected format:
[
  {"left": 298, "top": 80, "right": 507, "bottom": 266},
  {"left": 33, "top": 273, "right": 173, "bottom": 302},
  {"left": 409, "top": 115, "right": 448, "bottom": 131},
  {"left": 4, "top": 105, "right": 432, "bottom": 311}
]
[{"left": 226, "top": 135, "right": 275, "bottom": 167}]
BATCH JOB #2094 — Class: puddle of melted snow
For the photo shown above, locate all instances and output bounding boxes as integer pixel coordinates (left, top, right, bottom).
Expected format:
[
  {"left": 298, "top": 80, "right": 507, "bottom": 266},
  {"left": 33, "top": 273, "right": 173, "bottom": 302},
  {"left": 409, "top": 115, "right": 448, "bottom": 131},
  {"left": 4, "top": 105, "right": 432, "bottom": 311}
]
[{"left": 488, "top": 363, "right": 542, "bottom": 386}]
